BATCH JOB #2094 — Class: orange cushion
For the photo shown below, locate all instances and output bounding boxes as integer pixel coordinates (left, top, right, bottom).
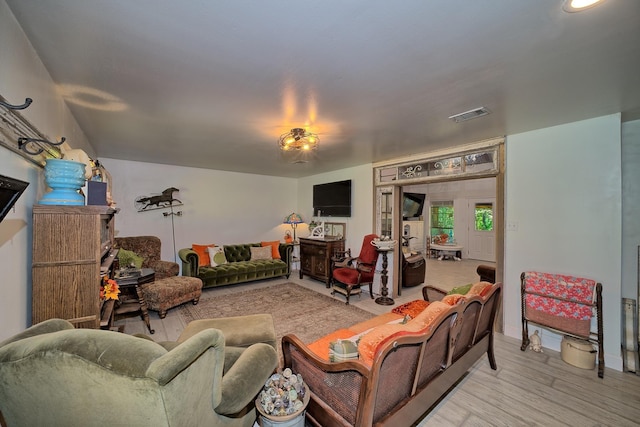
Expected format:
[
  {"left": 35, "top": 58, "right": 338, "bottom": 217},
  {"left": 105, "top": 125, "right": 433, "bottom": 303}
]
[
  {"left": 441, "top": 294, "right": 467, "bottom": 306},
  {"left": 358, "top": 301, "right": 451, "bottom": 366},
  {"left": 192, "top": 244, "right": 216, "bottom": 267},
  {"left": 347, "top": 312, "right": 404, "bottom": 334},
  {"left": 261, "top": 241, "right": 281, "bottom": 259},
  {"left": 467, "top": 281, "right": 493, "bottom": 298},
  {"left": 391, "top": 299, "right": 430, "bottom": 318}
]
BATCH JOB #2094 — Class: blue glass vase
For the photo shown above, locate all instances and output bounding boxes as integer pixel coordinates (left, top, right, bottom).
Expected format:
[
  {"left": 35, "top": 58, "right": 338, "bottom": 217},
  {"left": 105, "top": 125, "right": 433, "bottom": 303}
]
[{"left": 39, "top": 159, "right": 86, "bottom": 205}]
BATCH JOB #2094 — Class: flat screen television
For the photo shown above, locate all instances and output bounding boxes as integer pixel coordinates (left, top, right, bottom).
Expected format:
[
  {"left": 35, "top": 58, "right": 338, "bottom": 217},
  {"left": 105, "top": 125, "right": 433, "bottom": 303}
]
[
  {"left": 403, "top": 192, "right": 425, "bottom": 220},
  {"left": 313, "top": 179, "right": 351, "bottom": 217},
  {"left": 0, "top": 174, "right": 29, "bottom": 223}
]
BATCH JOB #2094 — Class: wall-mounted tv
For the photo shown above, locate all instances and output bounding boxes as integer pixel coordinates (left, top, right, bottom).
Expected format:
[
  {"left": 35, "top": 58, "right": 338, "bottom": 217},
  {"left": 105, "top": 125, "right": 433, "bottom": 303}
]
[
  {"left": 313, "top": 179, "right": 351, "bottom": 217},
  {"left": 402, "top": 192, "right": 425, "bottom": 220},
  {"left": 0, "top": 174, "right": 29, "bottom": 223}
]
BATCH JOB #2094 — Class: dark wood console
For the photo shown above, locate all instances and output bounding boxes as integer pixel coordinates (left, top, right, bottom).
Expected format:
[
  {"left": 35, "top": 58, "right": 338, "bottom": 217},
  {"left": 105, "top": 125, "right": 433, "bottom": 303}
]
[{"left": 299, "top": 237, "right": 345, "bottom": 287}]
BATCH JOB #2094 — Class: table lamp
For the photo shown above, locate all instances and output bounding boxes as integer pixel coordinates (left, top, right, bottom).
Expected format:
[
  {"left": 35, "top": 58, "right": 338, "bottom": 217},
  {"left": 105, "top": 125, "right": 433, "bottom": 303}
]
[{"left": 283, "top": 213, "right": 303, "bottom": 242}]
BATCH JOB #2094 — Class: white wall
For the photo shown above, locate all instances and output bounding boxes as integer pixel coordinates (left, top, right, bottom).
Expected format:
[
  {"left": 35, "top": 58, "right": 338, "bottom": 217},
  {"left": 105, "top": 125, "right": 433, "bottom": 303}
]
[
  {"left": 103, "top": 158, "right": 298, "bottom": 264},
  {"left": 0, "top": 0, "right": 95, "bottom": 341},
  {"left": 297, "top": 164, "right": 374, "bottom": 252},
  {"left": 621, "top": 119, "right": 640, "bottom": 300},
  {"left": 504, "top": 114, "right": 622, "bottom": 370}
]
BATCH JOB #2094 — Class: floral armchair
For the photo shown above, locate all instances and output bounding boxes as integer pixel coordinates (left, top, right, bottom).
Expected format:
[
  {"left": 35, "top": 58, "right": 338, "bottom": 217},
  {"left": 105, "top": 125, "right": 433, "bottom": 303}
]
[{"left": 115, "top": 235, "right": 179, "bottom": 279}]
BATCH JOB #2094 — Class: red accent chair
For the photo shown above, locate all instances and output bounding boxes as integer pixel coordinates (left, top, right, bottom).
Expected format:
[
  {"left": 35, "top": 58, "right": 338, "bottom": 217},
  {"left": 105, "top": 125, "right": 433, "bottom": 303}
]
[{"left": 330, "top": 234, "right": 379, "bottom": 304}]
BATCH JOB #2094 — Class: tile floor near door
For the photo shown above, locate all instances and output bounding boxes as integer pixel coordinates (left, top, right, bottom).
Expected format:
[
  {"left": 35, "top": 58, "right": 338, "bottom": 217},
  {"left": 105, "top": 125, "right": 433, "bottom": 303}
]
[{"left": 115, "top": 259, "right": 640, "bottom": 426}]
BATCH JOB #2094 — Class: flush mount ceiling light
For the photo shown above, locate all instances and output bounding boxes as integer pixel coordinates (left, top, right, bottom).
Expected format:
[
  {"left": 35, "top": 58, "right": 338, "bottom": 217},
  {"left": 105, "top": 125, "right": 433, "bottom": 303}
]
[
  {"left": 448, "top": 107, "right": 491, "bottom": 123},
  {"left": 278, "top": 128, "right": 319, "bottom": 163},
  {"left": 563, "top": 0, "right": 605, "bottom": 13}
]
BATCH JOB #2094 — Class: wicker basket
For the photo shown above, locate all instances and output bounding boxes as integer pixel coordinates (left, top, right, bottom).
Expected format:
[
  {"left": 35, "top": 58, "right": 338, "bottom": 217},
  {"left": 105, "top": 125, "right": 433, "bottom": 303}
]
[{"left": 561, "top": 336, "right": 596, "bottom": 370}]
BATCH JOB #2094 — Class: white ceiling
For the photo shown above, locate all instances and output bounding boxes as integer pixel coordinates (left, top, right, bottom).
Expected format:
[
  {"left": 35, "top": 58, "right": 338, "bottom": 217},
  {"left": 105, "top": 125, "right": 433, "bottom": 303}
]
[{"left": 6, "top": 0, "right": 640, "bottom": 178}]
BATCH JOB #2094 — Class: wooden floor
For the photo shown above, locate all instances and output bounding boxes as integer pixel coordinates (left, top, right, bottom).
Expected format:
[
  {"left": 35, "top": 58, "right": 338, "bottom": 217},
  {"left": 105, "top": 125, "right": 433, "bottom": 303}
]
[{"left": 115, "top": 258, "right": 640, "bottom": 426}]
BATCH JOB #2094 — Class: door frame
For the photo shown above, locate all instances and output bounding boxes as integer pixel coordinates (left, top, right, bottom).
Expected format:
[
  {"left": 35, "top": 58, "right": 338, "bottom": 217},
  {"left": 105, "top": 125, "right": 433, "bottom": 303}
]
[{"left": 373, "top": 138, "right": 505, "bottom": 331}]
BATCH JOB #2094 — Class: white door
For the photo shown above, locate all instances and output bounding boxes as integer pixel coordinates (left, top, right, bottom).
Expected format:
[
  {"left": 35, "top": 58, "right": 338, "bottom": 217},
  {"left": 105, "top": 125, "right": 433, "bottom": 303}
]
[{"left": 467, "top": 198, "right": 495, "bottom": 262}]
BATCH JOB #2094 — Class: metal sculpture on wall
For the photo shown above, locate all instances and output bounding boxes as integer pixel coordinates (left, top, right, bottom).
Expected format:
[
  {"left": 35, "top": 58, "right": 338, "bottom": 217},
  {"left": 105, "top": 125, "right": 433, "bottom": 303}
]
[{"left": 135, "top": 187, "right": 182, "bottom": 212}]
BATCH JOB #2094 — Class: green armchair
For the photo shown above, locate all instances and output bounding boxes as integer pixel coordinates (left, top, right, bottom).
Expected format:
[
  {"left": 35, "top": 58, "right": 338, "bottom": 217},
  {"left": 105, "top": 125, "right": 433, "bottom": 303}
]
[{"left": 0, "top": 316, "right": 278, "bottom": 427}]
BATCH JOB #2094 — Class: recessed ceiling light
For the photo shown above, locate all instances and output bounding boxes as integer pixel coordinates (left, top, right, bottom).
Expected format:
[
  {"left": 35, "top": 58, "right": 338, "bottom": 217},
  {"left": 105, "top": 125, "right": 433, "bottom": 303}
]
[
  {"left": 563, "top": 0, "right": 604, "bottom": 13},
  {"left": 448, "top": 107, "right": 491, "bottom": 123}
]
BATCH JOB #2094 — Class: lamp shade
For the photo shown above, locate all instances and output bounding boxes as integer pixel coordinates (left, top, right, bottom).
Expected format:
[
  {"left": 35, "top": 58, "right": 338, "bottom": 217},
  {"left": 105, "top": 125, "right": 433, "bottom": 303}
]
[{"left": 283, "top": 213, "right": 303, "bottom": 225}]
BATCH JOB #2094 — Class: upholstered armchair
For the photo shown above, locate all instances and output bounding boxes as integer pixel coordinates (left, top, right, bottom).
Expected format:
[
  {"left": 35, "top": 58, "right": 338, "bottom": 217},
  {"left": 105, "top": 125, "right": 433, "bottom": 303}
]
[
  {"left": 0, "top": 317, "right": 278, "bottom": 427},
  {"left": 330, "top": 233, "right": 379, "bottom": 304},
  {"left": 115, "top": 235, "right": 179, "bottom": 279}
]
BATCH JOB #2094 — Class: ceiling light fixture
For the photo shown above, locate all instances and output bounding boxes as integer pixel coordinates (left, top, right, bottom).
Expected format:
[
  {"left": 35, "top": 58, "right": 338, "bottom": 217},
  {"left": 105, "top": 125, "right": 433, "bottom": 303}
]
[
  {"left": 278, "top": 128, "right": 319, "bottom": 163},
  {"left": 448, "top": 107, "right": 491, "bottom": 123},
  {"left": 562, "top": 0, "right": 604, "bottom": 13}
]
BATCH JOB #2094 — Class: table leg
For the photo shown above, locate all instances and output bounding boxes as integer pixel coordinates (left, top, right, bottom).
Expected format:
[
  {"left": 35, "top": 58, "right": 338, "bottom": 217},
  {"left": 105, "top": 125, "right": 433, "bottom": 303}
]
[{"left": 134, "top": 285, "right": 155, "bottom": 334}]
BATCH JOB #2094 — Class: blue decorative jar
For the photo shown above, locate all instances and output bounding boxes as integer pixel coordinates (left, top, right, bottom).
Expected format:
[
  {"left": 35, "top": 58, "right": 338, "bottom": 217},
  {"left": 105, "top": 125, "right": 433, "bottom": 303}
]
[{"left": 39, "top": 158, "right": 86, "bottom": 205}]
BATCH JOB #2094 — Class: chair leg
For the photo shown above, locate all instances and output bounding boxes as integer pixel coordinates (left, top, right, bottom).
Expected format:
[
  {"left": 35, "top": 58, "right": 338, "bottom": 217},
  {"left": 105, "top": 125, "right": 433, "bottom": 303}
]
[
  {"left": 368, "top": 283, "right": 374, "bottom": 299},
  {"left": 345, "top": 286, "right": 351, "bottom": 305}
]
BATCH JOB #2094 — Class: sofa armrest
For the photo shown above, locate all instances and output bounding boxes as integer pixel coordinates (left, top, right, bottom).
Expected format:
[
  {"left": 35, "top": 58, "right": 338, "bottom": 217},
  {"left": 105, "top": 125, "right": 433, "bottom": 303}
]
[
  {"left": 177, "top": 314, "right": 277, "bottom": 350},
  {"left": 282, "top": 334, "right": 371, "bottom": 426},
  {"left": 178, "top": 248, "right": 199, "bottom": 277},
  {"left": 150, "top": 260, "right": 179, "bottom": 279},
  {"left": 422, "top": 285, "right": 448, "bottom": 302},
  {"left": 216, "top": 343, "right": 278, "bottom": 415},
  {"left": 146, "top": 329, "right": 224, "bottom": 386}
]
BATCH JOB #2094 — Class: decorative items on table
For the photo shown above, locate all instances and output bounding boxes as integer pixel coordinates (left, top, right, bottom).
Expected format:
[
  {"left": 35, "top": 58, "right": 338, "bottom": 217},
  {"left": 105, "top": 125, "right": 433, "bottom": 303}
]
[
  {"left": 256, "top": 368, "right": 309, "bottom": 424},
  {"left": 308, "top": 221, "right": 325, "bottom": 238},
  {"left": 39, "top": 158, "right": 87, "bottom": 205},
  {"left": 100, "top": 277, "right": 120, "bottom": 301},
  {"left": 284, "top": 230, "right": 293, "bottom": 243},
  {"left": 371, "top": 236, "right": 397, "bottom": 250}
]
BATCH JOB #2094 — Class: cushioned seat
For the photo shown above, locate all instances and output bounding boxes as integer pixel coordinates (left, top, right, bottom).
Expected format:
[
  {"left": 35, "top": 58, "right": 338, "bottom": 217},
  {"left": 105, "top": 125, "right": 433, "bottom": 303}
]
[{"left": 142, "top": 276, "right": 203, "bottom": 319}]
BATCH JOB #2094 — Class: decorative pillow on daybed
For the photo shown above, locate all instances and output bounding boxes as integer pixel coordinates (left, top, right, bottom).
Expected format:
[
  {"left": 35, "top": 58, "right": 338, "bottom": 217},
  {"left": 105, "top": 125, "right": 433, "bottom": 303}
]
[
  {"left": 261, "top": 241, "right": 281, "bottom": 259},
  {"left": 208, "top": 246, "right": 227, "bottom": 267},
  {"left": 329, "top": 339, "right": 359, "bottom": 362},
  {"left": 358, "top": 301, "right": 452, "bottom": 366},
  {"left": 192, "top": 243, "right": 216, "bottom": 267},
  {"left": 250, "top": 246, "right": 272, "bottom": 260},
  {"left": 117, "top": 248, "right": 144, "bottom": 269},
  {"left": 392, "top": 300, "right": 430, "bottom": 318}
]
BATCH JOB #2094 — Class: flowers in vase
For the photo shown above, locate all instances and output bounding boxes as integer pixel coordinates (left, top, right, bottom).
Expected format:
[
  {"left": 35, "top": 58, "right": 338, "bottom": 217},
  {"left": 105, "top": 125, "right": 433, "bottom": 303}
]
[{"left": 100, "top": 277, "right": 120, "bottom": 301}]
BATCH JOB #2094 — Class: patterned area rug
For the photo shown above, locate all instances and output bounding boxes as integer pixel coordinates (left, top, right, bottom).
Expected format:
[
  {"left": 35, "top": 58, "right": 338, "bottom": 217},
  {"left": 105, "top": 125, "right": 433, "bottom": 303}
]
[{"left": 177, "top": 282, "right": 375, "bottom": 346}]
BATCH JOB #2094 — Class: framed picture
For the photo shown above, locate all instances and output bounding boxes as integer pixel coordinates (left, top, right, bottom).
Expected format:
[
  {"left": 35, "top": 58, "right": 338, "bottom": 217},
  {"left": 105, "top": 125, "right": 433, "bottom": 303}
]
[{"left": 325, "top": 222, "right": 345, "bottom": 239}]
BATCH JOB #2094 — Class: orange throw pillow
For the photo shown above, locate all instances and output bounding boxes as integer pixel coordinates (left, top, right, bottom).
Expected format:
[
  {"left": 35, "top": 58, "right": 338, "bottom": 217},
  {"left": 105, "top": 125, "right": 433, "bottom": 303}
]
[
  {"left": 192, "top": 244, "right": 216, "bottom": 267},
  {"left": 467, "top": 281, "right": 493, "bottom": 298},
  {"left": 261, "top": 241, "right": 281, "bottom": 259}
]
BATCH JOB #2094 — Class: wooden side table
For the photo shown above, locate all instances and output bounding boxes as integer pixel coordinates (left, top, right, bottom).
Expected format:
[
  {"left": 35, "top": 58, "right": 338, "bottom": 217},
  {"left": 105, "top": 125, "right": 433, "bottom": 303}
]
[{"left": 114, "top": 268, "right": 155, "bottom": 334}]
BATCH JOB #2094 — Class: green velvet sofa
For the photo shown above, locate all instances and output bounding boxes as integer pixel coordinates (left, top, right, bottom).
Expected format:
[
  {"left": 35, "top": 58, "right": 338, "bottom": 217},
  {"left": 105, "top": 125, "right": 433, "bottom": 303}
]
[{"left": 179, "top": 243, "right": 293, "bottom": 289}]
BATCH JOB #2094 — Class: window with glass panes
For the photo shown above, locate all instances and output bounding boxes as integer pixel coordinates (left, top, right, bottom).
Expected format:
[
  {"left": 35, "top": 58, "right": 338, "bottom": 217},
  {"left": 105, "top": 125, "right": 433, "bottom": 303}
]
[
  {"left": 430, "top": 201, "right": 454, "bottom": 241},
  {"left": 474, "top": 203, "right": 493, "bottom": 231}
]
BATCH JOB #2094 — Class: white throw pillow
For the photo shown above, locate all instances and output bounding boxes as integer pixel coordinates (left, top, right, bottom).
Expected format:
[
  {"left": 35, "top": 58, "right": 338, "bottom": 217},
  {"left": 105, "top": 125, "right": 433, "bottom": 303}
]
[
  {"left": 250, "top": 246, "right": 272, "bottom": 260},
  {"left": 208, "top": 246, "right": 227, "bottom": 267}
]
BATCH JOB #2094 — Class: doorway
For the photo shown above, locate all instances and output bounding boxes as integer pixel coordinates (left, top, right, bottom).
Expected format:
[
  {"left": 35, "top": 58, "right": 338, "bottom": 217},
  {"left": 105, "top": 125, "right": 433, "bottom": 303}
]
[{"left": 373, "top": 139, "right": 505, "bottom": 333}]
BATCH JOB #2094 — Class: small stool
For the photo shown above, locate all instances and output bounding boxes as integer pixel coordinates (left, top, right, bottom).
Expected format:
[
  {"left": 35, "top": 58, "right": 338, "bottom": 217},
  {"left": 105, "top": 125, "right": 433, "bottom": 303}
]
[{"left": 141, "top": 276, "right": 203, "bottom": 319}]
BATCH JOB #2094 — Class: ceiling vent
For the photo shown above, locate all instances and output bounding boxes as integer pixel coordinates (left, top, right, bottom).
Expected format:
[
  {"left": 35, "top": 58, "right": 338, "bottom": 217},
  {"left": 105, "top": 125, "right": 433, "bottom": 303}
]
[{"left": 448, "top": 107, "right": 491, "bottom": 123}]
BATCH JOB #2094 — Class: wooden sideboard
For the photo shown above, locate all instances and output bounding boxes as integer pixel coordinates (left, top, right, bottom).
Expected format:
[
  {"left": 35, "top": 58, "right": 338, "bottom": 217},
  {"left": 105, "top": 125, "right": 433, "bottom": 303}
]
[
  {"left": 31, "top": 205, "right": 118, "bottom": 329},
  {"left": 299, "top": 237, "right": 345, "bottom": 287}
]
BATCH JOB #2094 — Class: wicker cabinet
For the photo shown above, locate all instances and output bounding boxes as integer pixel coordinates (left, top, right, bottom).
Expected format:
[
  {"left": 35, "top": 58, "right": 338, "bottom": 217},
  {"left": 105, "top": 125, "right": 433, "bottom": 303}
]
[
  {"left": 299, "top": 237, "right": 345, "bottom": 287},
  {"left": 31, "top": 205, "right": 118, "bottom": 328}
]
